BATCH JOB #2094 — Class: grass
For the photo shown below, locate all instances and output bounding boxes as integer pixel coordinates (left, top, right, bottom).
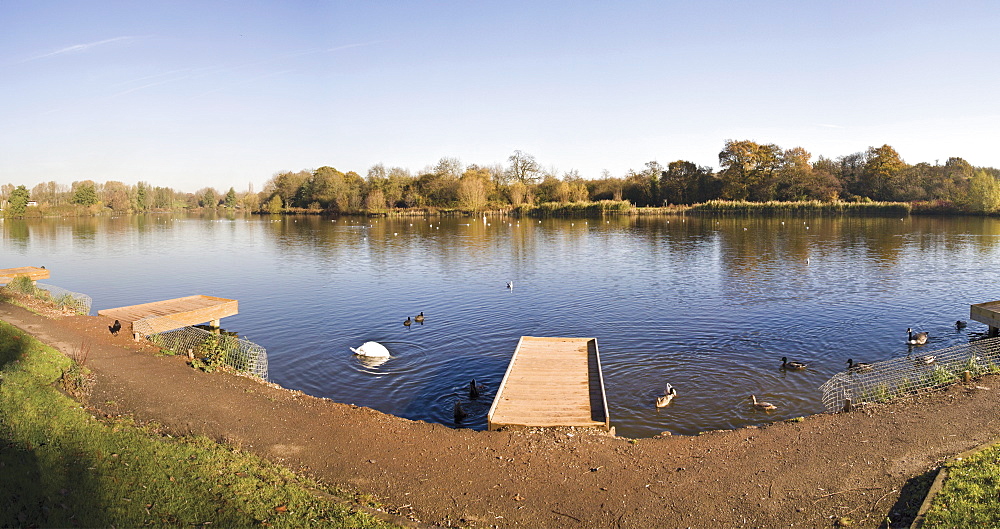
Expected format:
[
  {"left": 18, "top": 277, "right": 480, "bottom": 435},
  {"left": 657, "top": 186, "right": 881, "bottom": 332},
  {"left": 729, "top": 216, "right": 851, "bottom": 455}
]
[
  {"left": 922, "top": 444, "right": 1000, "bottom": 527},
  {"left": 0, "top": 321, "right": 395, "bottom": 528}
]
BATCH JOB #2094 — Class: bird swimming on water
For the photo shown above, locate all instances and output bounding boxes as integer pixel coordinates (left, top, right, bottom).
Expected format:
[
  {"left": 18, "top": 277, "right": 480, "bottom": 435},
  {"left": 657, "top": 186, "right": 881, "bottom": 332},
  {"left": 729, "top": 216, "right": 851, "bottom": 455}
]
[
  {"left": 415, "top": 312, "right": 425, "bottom": 323},
  {"left": 846, "top": 358, "right": 872, "bottom": 372},
  {"left": 781, "top": 357, "right": 807, "bottom": 370},
  {"left": 656, "top": 384, "right": 677, "bottom": 407},
  {"left": 907, "top": 328, "right": 928, "bottom": 345},
  {"left": 749, "top": 395, "right": 777, "bottom": 411},
  {"left": 506, "top": 280, "right": 513, "bottom": 291},
  {"left": 469, "top": 379, "right": 483, "bottom": 400},
  {"left": 956, "top": 320, "right": 967, "bottom": 329},
  {"left": 453, "top": 401, "right": 468, "bottom": 423},
  {"left": 403, "top": 317, "right": 412, "bottom": 327}
]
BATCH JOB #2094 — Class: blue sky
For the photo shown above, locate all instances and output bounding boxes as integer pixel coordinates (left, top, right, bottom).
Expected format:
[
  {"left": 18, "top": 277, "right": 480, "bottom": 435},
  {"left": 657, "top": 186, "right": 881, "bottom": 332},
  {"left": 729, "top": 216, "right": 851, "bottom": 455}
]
[{"left": 2, "top": 1, "right": 999, "bottom": 192}]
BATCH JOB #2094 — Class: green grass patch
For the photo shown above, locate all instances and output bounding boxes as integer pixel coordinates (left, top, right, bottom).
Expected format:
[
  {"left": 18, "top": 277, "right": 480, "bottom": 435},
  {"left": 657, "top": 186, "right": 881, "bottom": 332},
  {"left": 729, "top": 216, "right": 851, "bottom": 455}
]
[
  {"left": 0, "top": 321, "right": 394, "bottom": 528},
  {"left": 923, "top": 444, "right": 1000, "bottom": 527}
]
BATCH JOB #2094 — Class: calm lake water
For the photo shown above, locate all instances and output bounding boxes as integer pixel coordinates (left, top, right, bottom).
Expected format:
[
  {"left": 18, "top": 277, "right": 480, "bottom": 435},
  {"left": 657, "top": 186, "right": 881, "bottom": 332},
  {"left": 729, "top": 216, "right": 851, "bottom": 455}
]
[{"left": 3, "top": 212, "right": 1000, "bottom": 437}]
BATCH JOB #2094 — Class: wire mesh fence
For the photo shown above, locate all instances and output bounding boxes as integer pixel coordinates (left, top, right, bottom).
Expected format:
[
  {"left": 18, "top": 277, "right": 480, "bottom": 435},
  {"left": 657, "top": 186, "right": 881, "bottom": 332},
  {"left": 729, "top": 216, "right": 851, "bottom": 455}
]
[
  {"left": 142, "top": 323, "right": 269, "bottom": 380},
  {"left": 820, "top": 336, "right": 1000, "bottom": 412},
  {"left": 36, "top": 283, "right": 93, "bottom": 315},
  {"left": 0, "top": 277, "right": 92, "bottom": 315}
]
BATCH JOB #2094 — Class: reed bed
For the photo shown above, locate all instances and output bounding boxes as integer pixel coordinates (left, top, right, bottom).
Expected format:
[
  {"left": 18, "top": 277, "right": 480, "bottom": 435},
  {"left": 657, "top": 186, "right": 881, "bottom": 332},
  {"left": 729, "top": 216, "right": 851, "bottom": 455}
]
[{"left": 689, "top": 200, "right": 912, "bottom": 216}]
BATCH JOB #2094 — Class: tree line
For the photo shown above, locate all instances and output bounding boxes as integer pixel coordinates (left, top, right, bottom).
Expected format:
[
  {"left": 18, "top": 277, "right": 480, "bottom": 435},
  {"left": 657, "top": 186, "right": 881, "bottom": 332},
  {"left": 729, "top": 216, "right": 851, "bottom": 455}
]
[{"left": 4, "top": 141, "right": 1000, "bottom": 217}]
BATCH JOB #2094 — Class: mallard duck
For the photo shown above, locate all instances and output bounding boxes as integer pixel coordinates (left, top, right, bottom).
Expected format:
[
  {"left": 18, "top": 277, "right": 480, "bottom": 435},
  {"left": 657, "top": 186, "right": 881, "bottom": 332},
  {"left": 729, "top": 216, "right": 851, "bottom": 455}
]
[
  {"left": 656, "top": 384, "right": 677, "bottom": 407},
  {"left": 403, "top": 317, "right": 412, "bottom": 327},
  {"left": 469, "top": 379, "right": 484, "bottom": 400},
  {"left": 749, "top": 395, "right": 777, "bottom": 411},
  {"left": 781, "top": 357, "right": 807, "bottom": 370},
  {"left": 415, "top": 312, "right": 425, "bottom": 323},
  {"left": 914, "top": 354, "right": 936, "bottom": 365},
  {"left": 846, "top": 359, "right": 872, "bottom": 372},
  {"left": 453, "top": 401, "right": 467, "bottom": 423},
  {"left": 907, "top": 328, "right": 928, "bottom": 345}
]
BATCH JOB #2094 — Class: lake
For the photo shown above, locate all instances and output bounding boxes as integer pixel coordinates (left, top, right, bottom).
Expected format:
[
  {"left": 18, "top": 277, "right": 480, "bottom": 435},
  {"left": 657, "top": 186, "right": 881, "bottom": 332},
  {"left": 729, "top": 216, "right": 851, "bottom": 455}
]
[{"left": 3, "top": 212, "right": 999, "bottom": 437}]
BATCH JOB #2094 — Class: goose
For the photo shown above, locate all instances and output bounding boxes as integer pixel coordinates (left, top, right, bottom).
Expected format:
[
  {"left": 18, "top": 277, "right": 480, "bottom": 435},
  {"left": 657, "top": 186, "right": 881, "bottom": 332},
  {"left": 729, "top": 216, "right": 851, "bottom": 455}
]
[
  {"left": 656, "top": 384, "right": 677, "bottom": 407},
  {"left": 956, "top": 320, "right": 968, "bottom": 329},
  {"left": 109, "top": 319, "right": 121, "bottom": 336},
  {"left": 414, "top": 312, "right": 425, "bottom": 323},
  {"left": 749, "top": 395, "right": 777, "bottom": 411},
  {"left": 846, "top": 359, "right": 872, "bottom": 372},
  {"left": 907, "top": 328, "right": 928, "bottom": 345},
  {"left": 453, "top": 401, "right": 468, "bottom": 423},
  {"left": 349, "top": 341, "right": 390, "bottom": 358},
  {"left": 403, "top": 317, "right": 412, "bottom": 327},
  {"left": 781, "top": 357, "right": 807, "bottom": 370}
]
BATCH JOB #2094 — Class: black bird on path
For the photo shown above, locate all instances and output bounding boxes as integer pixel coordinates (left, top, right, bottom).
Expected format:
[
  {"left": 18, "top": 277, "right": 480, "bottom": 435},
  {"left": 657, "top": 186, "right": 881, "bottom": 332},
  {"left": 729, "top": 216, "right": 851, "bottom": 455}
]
[{"left": 109, "top": 320, "right": 121, "bottom": 336}]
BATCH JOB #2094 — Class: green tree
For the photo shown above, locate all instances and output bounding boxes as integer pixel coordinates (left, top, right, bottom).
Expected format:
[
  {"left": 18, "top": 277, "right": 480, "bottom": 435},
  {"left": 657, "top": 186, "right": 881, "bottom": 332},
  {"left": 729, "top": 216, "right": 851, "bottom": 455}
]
[
  {"left": 224, "top": 187, "right": 237, "bottom": 208},
  {"left": 660, "top": 161, "right": 718, "bottom": 204},
  {"left": 71, "top": 182, "right": 99, "bottom": 206},
  {"left": 963, "top": 170, "right": 1000, "bottom": 213},
  {"left": 266, "top": 194, "right": 283, "bottom": 213},
  {"left": 5, "top": 185, "right": 29, "bottom": 217},
  {"left": 135, "top": 182, "right": 149, "bottom": 211}
]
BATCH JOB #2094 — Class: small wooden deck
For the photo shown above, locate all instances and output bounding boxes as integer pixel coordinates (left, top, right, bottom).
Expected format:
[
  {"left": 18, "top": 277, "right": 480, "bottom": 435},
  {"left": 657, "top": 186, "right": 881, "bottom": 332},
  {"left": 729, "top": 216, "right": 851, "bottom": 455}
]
[
  {"left": 98, "top": 295, "right": 238, "bottom": 336},
  {"left": 971, "top": 300, "right": 1000, "bottom": 336},
  {"left": 0, "top": 266, "right": 49, "bottom": 284},
  {"left": 487, "top": 336, "right": 611, "bottom": 432}
]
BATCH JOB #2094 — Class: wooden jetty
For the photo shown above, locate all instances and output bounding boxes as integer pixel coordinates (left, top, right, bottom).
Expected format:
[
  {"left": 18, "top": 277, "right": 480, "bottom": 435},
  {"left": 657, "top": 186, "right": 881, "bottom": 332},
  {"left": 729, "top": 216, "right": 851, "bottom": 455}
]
[
  {"left": 0, "top": 266, "right": 49, "bottom": 284},
  {"left": 971, "top": 300, "right": 1000, "bottom": 336},
  {"left": 487, "top": 336, "right": 611, "bottom": 432},
  {"left": 98, "top": 295, "right": 238, "bottom": 338}
]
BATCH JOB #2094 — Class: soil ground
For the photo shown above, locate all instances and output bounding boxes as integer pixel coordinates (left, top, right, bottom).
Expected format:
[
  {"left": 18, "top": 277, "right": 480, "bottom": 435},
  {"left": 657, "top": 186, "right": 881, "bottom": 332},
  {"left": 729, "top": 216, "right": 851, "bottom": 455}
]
[{"left": 2, "top": 298, "right": 998, "bottom": 528}]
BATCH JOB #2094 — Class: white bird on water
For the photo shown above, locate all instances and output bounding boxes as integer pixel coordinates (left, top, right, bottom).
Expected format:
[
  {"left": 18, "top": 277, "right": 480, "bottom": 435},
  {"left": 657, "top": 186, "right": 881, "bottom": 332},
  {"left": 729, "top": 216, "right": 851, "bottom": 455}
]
[{"left": 350, "top": 341, "right": 390, "bottom": 358}]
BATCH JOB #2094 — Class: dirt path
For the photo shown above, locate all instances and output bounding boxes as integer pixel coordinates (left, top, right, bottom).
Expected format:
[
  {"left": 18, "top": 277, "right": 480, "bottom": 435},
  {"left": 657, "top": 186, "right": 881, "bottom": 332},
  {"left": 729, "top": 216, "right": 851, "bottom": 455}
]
[{"left": 3, "top": 300, "right": 998, "bottom": 528}]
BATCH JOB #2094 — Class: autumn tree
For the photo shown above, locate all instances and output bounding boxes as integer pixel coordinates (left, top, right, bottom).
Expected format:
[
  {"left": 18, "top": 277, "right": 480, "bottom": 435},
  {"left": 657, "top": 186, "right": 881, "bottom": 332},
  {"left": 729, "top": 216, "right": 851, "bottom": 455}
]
[
  {"left": 506, "top": 150, "right": 542, "bottom": 185},
  {"left": 660, "top": 161, "right": 717, "bottom": 204},
  {"left": 861, "top": 144, "right": 907, "bottom": 201},
  {"left": 718, "top": 140, "right": 783, "bottom": 201},
  {"left": 962, "top": 170, "right": 1000, "bottom": 213}
]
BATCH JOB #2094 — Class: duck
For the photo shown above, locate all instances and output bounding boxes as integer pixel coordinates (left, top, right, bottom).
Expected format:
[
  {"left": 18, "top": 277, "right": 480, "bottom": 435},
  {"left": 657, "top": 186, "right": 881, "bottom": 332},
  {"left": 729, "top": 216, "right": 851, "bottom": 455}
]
[
  {"left": 749, "top": 395, "right": 777, "bottom": 411},
  {"left": 656, "top": 384, "right": 677, "bottom": 407},
  {"left": 846, "top": 358, "right": 872, "bottom": 372},
  {"left": 349, "top": 341, "right": 391, "bottom": 358},
  {"left": 914, "top": 354, "right": 936, "bottom": 365},
  {"left": 781, "top": 357, "right": 807, "bottom": 370},
  {"left": 453, "top": 401, "right": 468, "bottom": 423},
  {"left": 907, "top": 328, "right": 928, "bottom": 345},
  {"left": 414, "top": 312, "right": 425, "bottom": 323},
  {"left": 956, "top": 320, "right": 968, "bottom": 329},
  {"left": 108, "top": 319, "right": 121, "bottom": 336},
  {"left": 403, "top": 317, "right": 412, "bottom": 327}
]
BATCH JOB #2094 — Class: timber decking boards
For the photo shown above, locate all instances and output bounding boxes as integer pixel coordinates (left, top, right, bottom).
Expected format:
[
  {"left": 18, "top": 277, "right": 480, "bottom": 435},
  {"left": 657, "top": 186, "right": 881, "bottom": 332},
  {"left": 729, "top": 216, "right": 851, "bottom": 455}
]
[
  {"left": 488, "top": 336, "right": 611, "bottom": 432},
  {"left": 0, "top": 266, "right": 49, "bottom": 283},
  {"left": 98, "top": 295, "right": 238, "bottom": 335},
  {"left": 971, "top": 300, "right": 1000, "bottom": 331}
]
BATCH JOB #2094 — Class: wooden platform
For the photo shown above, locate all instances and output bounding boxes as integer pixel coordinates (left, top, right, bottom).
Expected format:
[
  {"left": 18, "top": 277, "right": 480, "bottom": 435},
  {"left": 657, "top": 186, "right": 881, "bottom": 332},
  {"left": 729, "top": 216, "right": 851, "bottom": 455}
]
[
  {"left": 0, "top": 266, "right": 49, "bottom": 284},
  {"left": 98, "top": 295, "right": 238, "bottom": 336},
  {"left": 487, "top": 336, "right": 611, "bottom": 432},
  {"left": 971, "top": 300, "right": 1000, "bottom": 336}
]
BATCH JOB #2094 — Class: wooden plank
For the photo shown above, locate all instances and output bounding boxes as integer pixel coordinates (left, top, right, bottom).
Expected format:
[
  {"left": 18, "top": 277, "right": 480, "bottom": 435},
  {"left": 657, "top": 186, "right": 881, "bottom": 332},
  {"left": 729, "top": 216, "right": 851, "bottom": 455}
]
[
  {"left": 971, "top": 301, "right": 1000, "bottom": 328},
  {"left": 487, "top": 336, "right": 610, "bottom": 432},
  {"left": 98, "top": 295, "right": 238, "bottom": 335},
  {"left": 0, "top": 266, "right": 50, "bottom": 283}
]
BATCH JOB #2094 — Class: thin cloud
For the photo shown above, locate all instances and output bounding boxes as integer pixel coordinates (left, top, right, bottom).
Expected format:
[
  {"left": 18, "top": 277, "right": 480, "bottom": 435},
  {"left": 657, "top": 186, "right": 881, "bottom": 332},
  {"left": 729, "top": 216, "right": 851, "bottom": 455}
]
[
  {"left": 819, "top": 124, "right": 844, "bottom": 129},
  {"left": 20, "top": 36, "right": 134, "bottom": 63}
]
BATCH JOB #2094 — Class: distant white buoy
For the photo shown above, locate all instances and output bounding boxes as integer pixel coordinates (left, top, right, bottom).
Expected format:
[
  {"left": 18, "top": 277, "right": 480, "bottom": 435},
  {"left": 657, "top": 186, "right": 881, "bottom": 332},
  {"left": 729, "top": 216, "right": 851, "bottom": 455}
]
[{"left": 350, "top": 341, "right": 390, "bottom": 358}]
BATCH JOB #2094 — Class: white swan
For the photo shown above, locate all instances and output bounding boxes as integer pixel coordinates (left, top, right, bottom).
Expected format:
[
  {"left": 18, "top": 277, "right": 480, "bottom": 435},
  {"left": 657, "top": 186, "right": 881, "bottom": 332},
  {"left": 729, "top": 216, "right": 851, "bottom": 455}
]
[{"left": 350, "top": 341, "right": 390, "bottom": 358}]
